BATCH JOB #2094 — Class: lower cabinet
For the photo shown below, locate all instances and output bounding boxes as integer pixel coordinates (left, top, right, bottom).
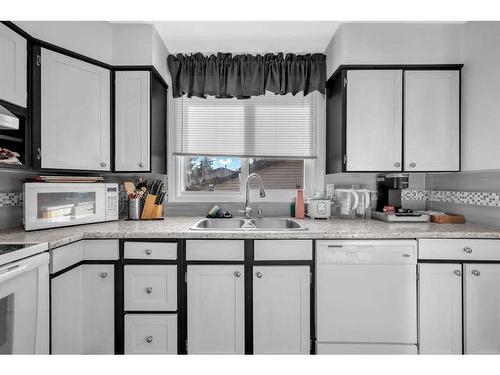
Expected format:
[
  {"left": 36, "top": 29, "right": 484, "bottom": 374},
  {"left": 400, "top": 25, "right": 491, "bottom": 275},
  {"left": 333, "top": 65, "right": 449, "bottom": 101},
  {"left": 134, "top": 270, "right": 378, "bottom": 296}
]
[
  {"left": 187, "top": 265, "right": 245, "bottom": 354},
  {"left": 51, "top": 264, "right": 114, "bottom": 354},
  {"left": 419, "top": 262, "right": 500, "bottom": 354},
  {"left": 125, "top": 314, "right": 177, "bottom": 354},
  {"left": 253, "top": 266, "right": 310, "bottom": 354}
]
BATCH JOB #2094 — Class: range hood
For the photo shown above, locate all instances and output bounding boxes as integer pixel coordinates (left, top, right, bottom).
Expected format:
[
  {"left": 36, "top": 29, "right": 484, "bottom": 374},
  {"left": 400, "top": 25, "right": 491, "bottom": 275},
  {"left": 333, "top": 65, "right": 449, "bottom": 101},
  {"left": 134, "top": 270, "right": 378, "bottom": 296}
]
[{"left": 0, "top": 105, "right": 20, "bottom": 130}]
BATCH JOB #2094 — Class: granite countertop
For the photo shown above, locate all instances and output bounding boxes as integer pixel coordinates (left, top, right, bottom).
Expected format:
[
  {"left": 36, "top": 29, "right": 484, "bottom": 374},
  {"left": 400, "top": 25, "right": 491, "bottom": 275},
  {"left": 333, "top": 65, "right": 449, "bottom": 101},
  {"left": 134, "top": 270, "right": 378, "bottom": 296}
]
[{"left": 1, "top": 217, "right": 500, "bottom": 249}]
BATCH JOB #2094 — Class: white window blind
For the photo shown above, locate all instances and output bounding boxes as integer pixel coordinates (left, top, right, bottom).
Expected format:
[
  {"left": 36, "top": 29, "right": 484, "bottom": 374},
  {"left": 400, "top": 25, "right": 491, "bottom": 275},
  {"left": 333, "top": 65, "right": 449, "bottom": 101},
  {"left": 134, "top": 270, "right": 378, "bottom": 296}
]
[{"left": 173, "top": 92, "right": 320, "bottom": 159}]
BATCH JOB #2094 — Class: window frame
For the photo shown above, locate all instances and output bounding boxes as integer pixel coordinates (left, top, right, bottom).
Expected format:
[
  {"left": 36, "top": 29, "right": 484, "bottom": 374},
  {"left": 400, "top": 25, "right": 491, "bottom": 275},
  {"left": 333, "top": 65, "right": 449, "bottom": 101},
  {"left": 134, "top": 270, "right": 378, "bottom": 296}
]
[{"left": 167, "top": 92, "right": 325, "bottom": 203}]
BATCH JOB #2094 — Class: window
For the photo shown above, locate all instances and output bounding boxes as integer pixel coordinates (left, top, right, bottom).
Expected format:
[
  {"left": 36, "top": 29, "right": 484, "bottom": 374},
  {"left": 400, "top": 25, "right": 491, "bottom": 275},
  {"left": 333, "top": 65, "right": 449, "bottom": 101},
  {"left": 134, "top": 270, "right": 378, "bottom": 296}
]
[{"left": 169, "top": 92, "right": 324, "bottom": 202}]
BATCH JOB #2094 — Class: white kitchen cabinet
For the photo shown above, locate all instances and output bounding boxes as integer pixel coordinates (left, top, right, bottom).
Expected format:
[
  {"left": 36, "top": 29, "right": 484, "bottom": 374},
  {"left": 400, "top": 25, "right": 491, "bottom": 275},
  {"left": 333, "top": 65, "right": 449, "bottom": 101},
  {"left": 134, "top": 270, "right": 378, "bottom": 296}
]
[
  {"left": 404, "top": 70, "right": 460, "bottom": 171},
  {"left": 187, "top": 265, "right": 245, "bottom": 354},
  {"left": 51, "top": 264, "right": 114, "bottom": 354},
  {"left": 115, "top": 71, "right": 150, "bottom": 171},
  {"left": 40, "top": 48, "right": 110, "bottom": 171},
  {"left": 464, "top": 263, "right": 500, "bottom": 354},
  {"left": 418, "top": 263, "right": 462, "bottom": 354},
  {"left": 0, "top": 23, "right": 27, "bottom": 107},
  {"left": 345, "top": 70, "right": 403, "bottom": 171},
  {"left": 125, "top": 314, "right": 177, "bottom": 354},
  {"left": 253, "top": 266, "right": 310, "bottom": 354}
]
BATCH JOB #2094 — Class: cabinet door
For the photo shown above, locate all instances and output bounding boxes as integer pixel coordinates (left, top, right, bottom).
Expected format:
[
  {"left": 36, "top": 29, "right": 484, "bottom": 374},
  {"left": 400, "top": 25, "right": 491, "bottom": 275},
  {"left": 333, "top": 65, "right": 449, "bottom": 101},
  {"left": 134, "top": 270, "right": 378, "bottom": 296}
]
[
  {"left": 345, "top": 70, "right": 403, "bottom": 171},
  {"left": 0, "top": 23, "right": 27, "bottom": 107},
  {"left": 253, "top": 266, "right": 310, "bottom": 354},
  {"left": 115, "top": 71, "right": 150, "bottom": 171},
  {"left": 418, "top": 263, "right": 462, "bottom": 354},
  {"left": 81, "top": 264, "right": 114, "bottom": 354},
  {"left": 187, "top": 265, "right": 245, "bottom": 354},
  {"left": 125, "top": 314, "right": 177, "bottom": 354},
  {"left": 464, "top": 264, "right": 500, "bottom": 354},
  {"left": 51, "top": 264, "right": 114, "bottom": 354},
  {"left": 41, "top": 48, "right": 110, "bottom": 171},
  {"left": 404, "top": 70, "right": 460, "bottom": 171}
]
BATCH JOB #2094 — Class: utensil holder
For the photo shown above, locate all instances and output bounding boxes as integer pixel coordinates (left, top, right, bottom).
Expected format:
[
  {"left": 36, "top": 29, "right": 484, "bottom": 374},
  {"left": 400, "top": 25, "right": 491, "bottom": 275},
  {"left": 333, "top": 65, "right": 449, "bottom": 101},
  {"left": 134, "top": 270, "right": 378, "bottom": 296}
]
[{"left": 128, "top": 198, "right": 142, "bottom": 220}]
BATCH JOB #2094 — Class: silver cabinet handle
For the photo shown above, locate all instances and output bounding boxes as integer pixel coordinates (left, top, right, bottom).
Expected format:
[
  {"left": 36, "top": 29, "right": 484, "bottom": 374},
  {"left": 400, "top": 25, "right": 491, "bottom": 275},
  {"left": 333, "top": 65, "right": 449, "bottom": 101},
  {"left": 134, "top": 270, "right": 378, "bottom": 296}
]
[
  {"left": 139, "top": 162, "right": 144, "bottom": 168},
  {"left": 256, "top": 272, "right": 263, "bottom": 278},
  {"left": 394, "top": 162, "right": 401, "bottom": 168},
  {"left": 145, "top": 287, "right": 153, "bottom": 294},
  {"left": 454, "top": 270, "right": 462, "bottom": 276},
  {"left": 472, "top": 270, "right": 481, "bottom": 276},
  {"left": 463, "top": 247, "right": 473, "bottom": 254},
  {"left": 145, "top": 336, "right": 153, "bottom": 343},
  {"left": 409, "top": 162, "right": 416, "bottom": 168},
  {"left": 145, "top": 248, "right": 152, "bottom": 255},
  {"left": 100, "top": 162, "right": 107, "bottom": 167},
  {"left": 234, "top": 271, "right": 241, "bottom": 277},
  {"left": 100, "top": 272, "right": 108, "bottom": 278}
]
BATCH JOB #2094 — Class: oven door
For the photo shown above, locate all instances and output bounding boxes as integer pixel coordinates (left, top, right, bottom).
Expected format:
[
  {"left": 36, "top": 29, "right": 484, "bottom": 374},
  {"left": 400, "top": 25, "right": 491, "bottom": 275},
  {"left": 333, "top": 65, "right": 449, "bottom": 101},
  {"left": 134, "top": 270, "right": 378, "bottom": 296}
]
[
  {"left": 0, "top": 253, "right": 49, "bottom": 354},
  {"left": 24, "top": 183, "right": 106, "bottom": 230}
]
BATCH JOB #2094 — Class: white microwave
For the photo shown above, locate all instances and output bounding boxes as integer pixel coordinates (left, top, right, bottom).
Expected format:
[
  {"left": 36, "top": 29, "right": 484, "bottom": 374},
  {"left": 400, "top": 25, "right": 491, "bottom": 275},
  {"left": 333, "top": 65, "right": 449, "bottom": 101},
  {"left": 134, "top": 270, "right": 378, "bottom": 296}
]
[{"left": 23, "top": 183, "right": 119, "bottom": 231}]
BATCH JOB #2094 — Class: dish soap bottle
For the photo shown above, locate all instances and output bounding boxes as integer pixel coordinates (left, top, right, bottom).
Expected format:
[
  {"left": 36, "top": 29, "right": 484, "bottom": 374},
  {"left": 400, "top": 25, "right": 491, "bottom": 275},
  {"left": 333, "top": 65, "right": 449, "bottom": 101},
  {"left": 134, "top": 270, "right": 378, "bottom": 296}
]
[{"left": 295, "top": 188, "right": 304, "bottom": 219}]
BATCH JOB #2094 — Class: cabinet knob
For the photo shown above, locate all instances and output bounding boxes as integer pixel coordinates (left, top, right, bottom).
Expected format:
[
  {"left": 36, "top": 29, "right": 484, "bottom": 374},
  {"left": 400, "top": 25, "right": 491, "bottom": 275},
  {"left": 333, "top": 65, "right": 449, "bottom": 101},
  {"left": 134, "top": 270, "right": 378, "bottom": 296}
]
[
  {"left": 463, "top": 247, "right": 473, "bottom": 254},
  {"left": 394, "top": 162, "right": 401, "bottom": 168},
  {"left": 256, "top": 272, "right": 263, "bottom": 278},
  {"left": 100, "top": 272, "right": 108, "bottom": 278},
  {"left": 409, "top": 162, "right": 416, "bottom": 168},
  {"left": 100, "top": 162, "right": 107, "bottom": 168},
  {"left": 472, "top": 270, "right": 481, "bottom": 276},
  {"left": 145, "top": 336, "right": 153, "bottom": 343},
  {"left": 145, "top": 287, "right": 153, "bottom": 294},
  {"left": 454, "top": 270, "right": 462, "bottom": 276},
  {"left": 139, "top": 162, "right": 144, "bottom": 168},
  {"left": 234, "top": 271, "right": 241, "bottom": 277},
  {"left": 145, "top": 248, "right": 152, "bottom": 255}
]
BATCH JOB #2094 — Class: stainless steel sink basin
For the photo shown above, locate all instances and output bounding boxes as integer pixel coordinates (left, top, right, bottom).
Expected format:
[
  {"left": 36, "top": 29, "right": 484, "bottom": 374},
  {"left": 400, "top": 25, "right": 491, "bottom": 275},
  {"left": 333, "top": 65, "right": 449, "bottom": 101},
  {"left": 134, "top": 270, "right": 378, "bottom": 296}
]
[{"left": 190, "top": 218, "right": 307, "bottom": 231}]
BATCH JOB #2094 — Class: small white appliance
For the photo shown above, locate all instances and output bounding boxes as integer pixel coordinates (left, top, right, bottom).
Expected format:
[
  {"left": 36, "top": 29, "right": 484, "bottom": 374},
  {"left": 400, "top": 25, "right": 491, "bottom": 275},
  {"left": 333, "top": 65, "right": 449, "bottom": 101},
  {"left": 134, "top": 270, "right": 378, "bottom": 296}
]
[
  {"left": 23, "top": 182, "right": 119, "bottom": 231},
  {"left": 0, "top": 242, "right": 49, "bottom": 354},
  {"left": 316, "top": 240, "right": 418, "bottom": 354},
  {"left": 306, "top": 197, "right": 331, "bottom": 219}
]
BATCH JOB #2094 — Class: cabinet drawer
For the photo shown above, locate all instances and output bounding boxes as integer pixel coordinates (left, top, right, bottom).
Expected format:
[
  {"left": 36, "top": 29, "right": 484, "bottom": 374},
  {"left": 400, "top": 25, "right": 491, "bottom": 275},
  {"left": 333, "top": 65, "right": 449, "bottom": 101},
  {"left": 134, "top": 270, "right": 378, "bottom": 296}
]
[
  {"left": 254, "top": 240, "right": 312, "bottom": 260},
  {"left": 83, "top": 240, "right": 119, "bottom": 260},
  {"left": 419, "top": 239, "right": 500, "bottom": 260},
  {"left": 124, "top": 265, "right": 177, "bottom": 311},
  {"left": 186, "top": 240, "right": 244, "bottom": 261},
  {"left": 50, "top": 241, "right": 83, "bottom": 274},
  {"left": 124, "top": 242, "right": 177, "bottom": 260},
  {"left": 125, "top": 314, "right": 177, "bottom": 354}
]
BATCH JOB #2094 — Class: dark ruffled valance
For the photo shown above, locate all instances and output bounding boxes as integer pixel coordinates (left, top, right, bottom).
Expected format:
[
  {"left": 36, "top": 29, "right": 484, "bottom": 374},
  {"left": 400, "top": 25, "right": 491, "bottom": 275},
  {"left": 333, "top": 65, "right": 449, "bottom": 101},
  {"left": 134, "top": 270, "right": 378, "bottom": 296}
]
[{"left": 167, "top": 52, "right": 326, "bottom": 99}]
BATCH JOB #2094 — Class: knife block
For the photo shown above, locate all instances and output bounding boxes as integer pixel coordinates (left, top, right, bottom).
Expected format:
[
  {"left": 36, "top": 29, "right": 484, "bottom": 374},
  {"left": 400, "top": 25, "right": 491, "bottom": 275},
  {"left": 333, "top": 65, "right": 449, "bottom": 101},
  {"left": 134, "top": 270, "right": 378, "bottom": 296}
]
[{"left": 141, "top": 194, "right": 157, "bottom": 219}]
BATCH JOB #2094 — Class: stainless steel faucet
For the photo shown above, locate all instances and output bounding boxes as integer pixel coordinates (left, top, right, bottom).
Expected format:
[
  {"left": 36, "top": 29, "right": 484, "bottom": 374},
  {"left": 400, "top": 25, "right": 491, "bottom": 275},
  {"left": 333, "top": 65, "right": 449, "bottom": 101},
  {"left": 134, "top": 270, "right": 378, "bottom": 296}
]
[{"left": 240, "top": 173, "right": 266, "bottom": 218}]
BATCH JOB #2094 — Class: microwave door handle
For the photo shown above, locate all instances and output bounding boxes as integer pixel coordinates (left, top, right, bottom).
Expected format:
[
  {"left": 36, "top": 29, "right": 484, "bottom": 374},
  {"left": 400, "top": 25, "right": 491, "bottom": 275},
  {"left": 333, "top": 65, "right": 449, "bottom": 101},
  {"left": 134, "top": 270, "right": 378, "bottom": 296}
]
[{"left": 0, "top": 264, "right": 28, "bottom": 284}]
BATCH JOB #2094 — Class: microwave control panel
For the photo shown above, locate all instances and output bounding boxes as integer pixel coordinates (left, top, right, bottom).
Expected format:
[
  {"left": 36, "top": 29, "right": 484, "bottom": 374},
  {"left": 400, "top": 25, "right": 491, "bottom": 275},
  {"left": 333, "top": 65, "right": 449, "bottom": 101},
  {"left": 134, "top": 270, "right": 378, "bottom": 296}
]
[{"left": 105, "top": 184, "right": 119, "bottom": 220}]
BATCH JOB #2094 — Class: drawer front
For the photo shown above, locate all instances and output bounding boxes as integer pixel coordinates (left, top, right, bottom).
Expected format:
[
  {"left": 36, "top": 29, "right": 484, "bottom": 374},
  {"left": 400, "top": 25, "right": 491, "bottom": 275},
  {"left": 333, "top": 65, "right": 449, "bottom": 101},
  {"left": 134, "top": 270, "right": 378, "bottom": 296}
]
[
  {"left": 124, "top": 265, "right": 177, "bottom": 311},
  {"left": 254, "top": 240, "right": 312, "bottom": 260},
  {"left": 125, "top": 314, "right": 177, "bottom": 354},
  {"left": 419, "top": 239, "right": 500, "bottom": 260},
  {"left": 186, "top": 240, "right": 244, "bottom": 261},
  {"left": 50, "top": 241, "right": 83, "bottom": 274},
  {"left": 83, "top": 240, "right": 119, "bottom": 260},
  {"left": 317, "top": 343, "right": 417, "bottom": 354},
  {"left": 125, "top": 242, "right": 177, "bottom": 260}
]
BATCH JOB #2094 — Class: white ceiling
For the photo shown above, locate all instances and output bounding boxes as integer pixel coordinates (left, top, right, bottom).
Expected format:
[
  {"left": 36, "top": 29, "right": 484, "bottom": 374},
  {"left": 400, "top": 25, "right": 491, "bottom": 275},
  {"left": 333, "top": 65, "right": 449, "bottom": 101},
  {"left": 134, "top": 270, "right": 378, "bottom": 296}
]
[{"left": 152, "top": 21, "right": 341, "bottom": 54}]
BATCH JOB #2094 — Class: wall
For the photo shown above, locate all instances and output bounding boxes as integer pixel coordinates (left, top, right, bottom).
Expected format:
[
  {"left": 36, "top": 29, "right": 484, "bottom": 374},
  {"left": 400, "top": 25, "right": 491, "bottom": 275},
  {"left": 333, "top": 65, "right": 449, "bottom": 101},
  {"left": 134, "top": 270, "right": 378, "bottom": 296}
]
[
  {"left": 325, "top": 22, "right": 464, "bottom": 78},
  {"left": 462, "top": 22, "right": 500, "bottom": 171}
]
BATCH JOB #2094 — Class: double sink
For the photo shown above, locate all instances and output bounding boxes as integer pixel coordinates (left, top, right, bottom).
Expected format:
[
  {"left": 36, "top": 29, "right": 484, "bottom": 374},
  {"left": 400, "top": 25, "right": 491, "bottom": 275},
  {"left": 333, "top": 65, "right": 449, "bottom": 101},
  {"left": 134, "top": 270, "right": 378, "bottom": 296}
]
[{"left": 190, "top": 218, "right": 307, "bottom": 231}]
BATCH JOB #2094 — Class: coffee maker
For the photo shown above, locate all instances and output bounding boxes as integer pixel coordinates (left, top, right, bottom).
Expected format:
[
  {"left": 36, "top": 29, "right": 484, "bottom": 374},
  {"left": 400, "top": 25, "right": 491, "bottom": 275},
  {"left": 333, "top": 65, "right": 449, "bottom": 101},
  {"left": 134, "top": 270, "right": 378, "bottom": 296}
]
[{"left": 372, "top": 173, "right": 429, "bottom": 222}]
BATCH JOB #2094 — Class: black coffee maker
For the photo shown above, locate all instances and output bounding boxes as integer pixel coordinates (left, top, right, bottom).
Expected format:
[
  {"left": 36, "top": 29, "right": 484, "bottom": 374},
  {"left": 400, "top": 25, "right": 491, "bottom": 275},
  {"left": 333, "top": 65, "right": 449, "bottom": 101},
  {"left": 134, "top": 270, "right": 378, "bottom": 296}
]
[{"left": 375, "top": 173, "right": 410, "bottom": 213}]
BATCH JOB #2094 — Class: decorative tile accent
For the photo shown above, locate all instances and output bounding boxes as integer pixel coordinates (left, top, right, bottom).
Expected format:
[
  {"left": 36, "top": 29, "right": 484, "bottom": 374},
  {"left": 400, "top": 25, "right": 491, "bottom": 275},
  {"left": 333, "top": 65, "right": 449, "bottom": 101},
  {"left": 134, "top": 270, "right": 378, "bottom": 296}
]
[
  {"left": 402, "top": 189, "right": 500, "bottom": 207},
  {"left": 0, "top": 193, "right": 23, "bottom": 207},
  {"left": 402, "top": 189, "right": 430, "bottom": 201}
]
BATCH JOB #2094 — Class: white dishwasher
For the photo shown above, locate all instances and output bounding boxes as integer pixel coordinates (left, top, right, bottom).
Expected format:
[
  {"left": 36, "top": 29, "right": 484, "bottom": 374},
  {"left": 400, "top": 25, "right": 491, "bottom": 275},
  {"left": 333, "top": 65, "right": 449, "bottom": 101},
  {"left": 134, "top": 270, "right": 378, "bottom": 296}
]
[{"left": 316, "top": 240, "right": 418, "bottom": 354}]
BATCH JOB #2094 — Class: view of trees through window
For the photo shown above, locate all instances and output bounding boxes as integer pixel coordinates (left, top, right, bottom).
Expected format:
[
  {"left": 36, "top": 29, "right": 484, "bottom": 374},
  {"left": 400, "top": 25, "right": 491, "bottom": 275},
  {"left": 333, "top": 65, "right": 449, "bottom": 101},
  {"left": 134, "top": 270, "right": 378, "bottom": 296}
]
[{"left": 184, "top": 156, "right": 303, "bottom": 192}]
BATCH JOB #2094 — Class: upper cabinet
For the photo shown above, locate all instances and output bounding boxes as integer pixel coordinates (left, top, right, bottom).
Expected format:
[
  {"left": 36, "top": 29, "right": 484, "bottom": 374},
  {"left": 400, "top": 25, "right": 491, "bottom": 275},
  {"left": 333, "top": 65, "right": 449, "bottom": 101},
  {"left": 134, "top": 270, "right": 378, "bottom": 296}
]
[
  {"left": 37, "top": 47, "right": 111, "bottom": 171},
  {"left": 0, "top": 23, "right": 27, "bottom": 107},
  {"left": 114, "top": 70, "right": 167, "bottom": 173},
  {"left": 404, "top": 70, "right": 460, "bottom": 171},
  {"left": 326, "top": 65, "right": 462, "bottom": 173},
  {"left": 345, "top": 70, "right": 403, "bottom": 171}
]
